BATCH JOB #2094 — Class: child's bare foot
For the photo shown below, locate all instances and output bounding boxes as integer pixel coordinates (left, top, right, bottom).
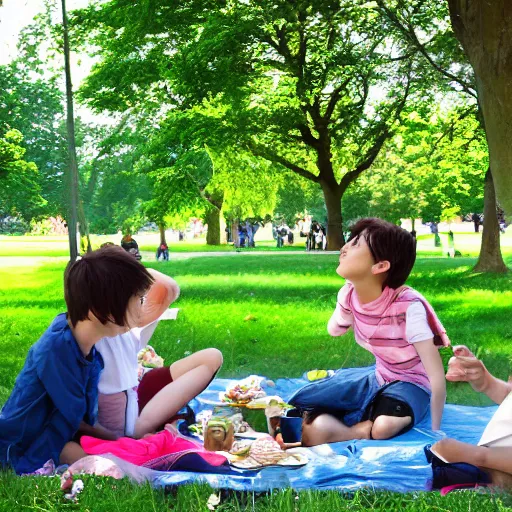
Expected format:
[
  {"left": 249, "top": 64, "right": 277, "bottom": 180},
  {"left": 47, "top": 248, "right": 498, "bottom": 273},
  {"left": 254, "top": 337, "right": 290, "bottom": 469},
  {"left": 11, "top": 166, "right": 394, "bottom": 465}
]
[{"left": 351, "top": 420, "right": 373, "bottom": 440}]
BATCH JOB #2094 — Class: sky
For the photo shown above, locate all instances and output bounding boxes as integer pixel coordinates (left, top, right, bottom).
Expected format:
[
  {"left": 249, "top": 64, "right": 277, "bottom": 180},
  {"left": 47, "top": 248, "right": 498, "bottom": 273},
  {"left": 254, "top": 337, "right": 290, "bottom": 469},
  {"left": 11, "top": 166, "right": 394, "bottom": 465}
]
[
  {"left": 0, "top": 0, "right": 102, "bottom": 122},
  {"left": 0, "top": 0, "right": 90, "bottom": 64}
]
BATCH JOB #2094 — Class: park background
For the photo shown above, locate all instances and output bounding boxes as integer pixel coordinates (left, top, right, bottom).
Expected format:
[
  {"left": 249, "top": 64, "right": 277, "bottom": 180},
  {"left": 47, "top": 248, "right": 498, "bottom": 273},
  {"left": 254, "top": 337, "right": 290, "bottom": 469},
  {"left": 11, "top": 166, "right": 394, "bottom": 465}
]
[{"left": 2, "top": 0, "right": 512, "bottom": 510}]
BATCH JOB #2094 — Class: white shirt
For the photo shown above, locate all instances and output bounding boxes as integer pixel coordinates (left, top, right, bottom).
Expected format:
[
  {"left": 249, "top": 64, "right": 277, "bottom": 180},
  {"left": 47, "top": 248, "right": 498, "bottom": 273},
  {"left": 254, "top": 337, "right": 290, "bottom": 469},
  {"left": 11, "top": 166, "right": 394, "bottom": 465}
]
[
  {"left": 96, "top": 308, "right": 179, "bottom": 394},
  {"left": 95, "top": 308, "right": 179, "bottom": 437}
]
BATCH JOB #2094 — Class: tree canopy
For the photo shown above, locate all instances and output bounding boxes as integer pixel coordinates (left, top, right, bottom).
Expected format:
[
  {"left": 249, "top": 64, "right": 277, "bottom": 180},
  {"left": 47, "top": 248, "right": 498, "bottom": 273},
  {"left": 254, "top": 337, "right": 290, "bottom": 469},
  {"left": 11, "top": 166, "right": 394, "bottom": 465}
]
[
  {"left": 0, "top": 129, "right": 46, "bottom": 219},
  {"left": 74, "top": 0, "right": 448, "bottom": 248}
]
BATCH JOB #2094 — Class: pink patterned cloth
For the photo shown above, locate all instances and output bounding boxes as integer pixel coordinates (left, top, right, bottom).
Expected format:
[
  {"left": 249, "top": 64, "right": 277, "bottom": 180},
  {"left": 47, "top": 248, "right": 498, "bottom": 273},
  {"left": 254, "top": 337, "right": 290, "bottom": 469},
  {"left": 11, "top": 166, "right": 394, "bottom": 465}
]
[
  {"left": 328, "top": 284, "right": 450, "bottom": 391},
  {"left": 81, "top": 430, "right": 227, "bottom": 468}
]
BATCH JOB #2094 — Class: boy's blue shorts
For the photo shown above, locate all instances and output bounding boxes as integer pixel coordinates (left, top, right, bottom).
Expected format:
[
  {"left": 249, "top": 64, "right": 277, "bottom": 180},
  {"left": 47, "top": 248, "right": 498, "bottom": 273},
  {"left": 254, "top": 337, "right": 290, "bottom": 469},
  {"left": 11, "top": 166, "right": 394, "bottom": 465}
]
[{"left": 289, "top": 365, "right": 430, "bottom": 428}]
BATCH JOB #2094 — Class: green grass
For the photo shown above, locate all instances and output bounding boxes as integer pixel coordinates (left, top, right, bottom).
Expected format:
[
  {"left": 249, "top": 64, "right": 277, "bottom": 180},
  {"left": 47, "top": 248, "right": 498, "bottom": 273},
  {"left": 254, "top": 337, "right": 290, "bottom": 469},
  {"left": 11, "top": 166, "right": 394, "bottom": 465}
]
[
  {"left": 2, "top": 230, "right": 511, "bottom": 258},
  {"left": 1, "top": 240, "right": 512, "bottom": 510},
  {"left": 0, "top": 234, "right": 304, "bottom": 257},
  {"left": 1, "top": 477, "right": 512, "bottom": 511}
]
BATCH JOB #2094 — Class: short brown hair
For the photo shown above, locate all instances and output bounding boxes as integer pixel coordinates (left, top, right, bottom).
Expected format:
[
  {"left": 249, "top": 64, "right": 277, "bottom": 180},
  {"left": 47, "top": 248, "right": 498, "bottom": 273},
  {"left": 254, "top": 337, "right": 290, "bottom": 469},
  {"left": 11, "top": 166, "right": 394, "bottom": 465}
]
[
  {"left": 347, "top": 218, "right": 416, "bottom": 289},
  {"left": 64, "top": 246, "right": 154, "bottom": 327}
]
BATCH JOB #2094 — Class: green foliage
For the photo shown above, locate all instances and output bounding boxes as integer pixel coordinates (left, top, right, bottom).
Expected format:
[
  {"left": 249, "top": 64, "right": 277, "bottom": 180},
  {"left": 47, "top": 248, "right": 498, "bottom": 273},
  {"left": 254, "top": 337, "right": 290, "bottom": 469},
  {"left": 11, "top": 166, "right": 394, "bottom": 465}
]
[
  {"left": 274, "top": 174, "right": 327, "bottom": 225},
  {"left": 0, "top": 129, "right": 46, "bottom": 220},
  {"left": 0, "top": 217, "right": 29, "bottom": 235},
  {"left": 0, "top": 64, "right": 66, "bottom": 217},
  {"left": 343, "top": 106, "right": 487, "bottom": 225},
  {"left": 74, "top": 0, "right": 444, "bottom": 242},
  {"left": 84, "top": 149, "right": 151, "bottom": 234}
]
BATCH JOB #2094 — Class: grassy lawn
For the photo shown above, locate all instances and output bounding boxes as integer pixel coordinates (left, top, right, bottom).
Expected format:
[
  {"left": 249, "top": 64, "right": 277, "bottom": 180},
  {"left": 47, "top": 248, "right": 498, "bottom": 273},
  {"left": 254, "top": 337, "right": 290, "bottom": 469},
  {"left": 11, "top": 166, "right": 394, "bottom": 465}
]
[{"left": 1, "top": 237, "right": 512, "bottom": 510}]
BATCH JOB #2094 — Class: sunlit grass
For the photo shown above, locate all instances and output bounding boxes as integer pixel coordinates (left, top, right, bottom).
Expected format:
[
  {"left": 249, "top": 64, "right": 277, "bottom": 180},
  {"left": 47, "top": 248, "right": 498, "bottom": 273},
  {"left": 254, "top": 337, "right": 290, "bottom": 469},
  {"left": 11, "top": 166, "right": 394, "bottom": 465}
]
[{"left": 1, "top": 242, "right": 512, "bottom": 510}]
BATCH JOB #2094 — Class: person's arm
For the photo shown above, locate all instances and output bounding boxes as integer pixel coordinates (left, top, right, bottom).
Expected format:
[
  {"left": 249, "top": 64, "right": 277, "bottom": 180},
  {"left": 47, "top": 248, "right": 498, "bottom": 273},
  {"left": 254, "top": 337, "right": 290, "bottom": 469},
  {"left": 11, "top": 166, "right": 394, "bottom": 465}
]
[
  {"left": 447, "top": 345, "right": 512, "bottom": 405},
  {"left": 136, "top": 269, "right": 180, "bottom": 327},
  {"left": 77, "top": 421, "right": 119, "bottom": 441},
  {"left": 414, "top": 339, "right": 446, "bottom": 431}
]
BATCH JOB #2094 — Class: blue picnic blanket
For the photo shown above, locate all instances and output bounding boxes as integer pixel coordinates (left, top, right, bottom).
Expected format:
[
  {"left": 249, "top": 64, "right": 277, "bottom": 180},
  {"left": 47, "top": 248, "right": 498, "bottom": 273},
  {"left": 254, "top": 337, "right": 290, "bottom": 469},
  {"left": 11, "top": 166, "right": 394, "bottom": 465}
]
[{"left": 150, "top": 376, "right": 497, "bottom": 493}]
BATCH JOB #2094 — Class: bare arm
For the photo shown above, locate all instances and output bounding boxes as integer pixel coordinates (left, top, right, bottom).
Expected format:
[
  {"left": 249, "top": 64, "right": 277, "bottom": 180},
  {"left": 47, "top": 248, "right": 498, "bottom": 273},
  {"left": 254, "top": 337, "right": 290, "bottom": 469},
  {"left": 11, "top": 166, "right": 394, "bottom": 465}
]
[
  {"left": 77, "top": 421, "right": 119, "bottom": 441},
  {"left": 447, "top": 345, "right": 512, "bottom": 405},
  {"left": 414, "top": 339, "right": 446, "bottom": 431},
  {"left": 137, "top": 269, "right": 180, "bottom": 327}
]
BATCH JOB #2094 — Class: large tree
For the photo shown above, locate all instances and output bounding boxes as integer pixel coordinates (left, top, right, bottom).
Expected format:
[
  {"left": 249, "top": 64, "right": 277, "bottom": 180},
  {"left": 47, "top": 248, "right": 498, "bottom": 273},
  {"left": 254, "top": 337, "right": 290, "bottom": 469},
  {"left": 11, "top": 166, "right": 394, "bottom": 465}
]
[
  {"left": 74, "top": 0, "right": 437, "bottom": 249},
  {"left": 447, "top": 1, "right": 512, "bottom": 217},
  {"left": 377, "top": 0, "right": 508, "bottom": 271}
]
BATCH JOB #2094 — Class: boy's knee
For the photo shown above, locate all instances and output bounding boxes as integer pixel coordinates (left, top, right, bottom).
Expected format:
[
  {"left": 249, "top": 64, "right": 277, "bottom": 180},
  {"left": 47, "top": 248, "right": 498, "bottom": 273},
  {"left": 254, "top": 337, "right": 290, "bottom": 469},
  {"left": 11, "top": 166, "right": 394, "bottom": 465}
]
[
  {"left": 301, "top": 416, "right": 323, "bottom": 446},
  {"left": 371, "top": 415, "right": 411, "bottom": 440},
  {"left": 206, "top": 348, "right": 223, "bottom": 371}
]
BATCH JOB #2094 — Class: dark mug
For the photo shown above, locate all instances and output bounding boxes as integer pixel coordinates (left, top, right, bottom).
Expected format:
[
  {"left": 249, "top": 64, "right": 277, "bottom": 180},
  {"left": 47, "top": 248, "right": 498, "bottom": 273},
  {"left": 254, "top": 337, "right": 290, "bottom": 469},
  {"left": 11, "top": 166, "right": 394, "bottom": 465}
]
[{"left": 280, "top": 416, "right": 303, "bottom": 443}]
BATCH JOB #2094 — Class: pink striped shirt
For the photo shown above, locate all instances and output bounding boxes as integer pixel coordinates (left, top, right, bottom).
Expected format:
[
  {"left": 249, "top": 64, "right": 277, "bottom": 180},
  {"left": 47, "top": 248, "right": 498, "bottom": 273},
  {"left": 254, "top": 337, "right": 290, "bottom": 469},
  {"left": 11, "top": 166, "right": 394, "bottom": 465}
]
[{"left": 328, "top": 283, "right": 450, "bottom": 391}]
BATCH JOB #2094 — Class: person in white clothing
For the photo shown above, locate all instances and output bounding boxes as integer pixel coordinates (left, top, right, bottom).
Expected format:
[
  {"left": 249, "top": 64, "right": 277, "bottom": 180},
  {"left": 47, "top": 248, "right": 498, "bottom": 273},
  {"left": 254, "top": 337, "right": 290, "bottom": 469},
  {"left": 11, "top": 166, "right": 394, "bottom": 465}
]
[
  {"left": 432, "top": 345, "right": 512, "bottom": 487},
  {"left": 96, "top": 269, "right": 222, "bottom": 439}
]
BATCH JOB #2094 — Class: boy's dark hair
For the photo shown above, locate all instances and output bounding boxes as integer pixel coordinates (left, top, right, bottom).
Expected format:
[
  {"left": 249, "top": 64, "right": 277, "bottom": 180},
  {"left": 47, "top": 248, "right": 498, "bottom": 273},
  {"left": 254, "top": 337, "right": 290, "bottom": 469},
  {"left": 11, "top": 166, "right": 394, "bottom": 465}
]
[
  {"left": 347, "top": 218, "right": 416, "bottom": 289},
  {"left": 64, "top": 245, "right": 154, "bottom": 327}
]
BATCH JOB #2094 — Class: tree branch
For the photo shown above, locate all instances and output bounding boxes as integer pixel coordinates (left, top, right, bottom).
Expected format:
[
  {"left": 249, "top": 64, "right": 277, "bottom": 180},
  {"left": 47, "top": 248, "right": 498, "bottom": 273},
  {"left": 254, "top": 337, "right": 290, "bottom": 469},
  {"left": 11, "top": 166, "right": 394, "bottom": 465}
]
[
  {"left": 323, "top": 78, "right": 351, "bottom": 121},
  {"left": 247, "top": 142, "right": 320, "bottom": 183},
  {"left": 339, "top": 127, "right": 390, "bottom": 192},
  {"left": 376, "top": 0, "right": 478, "bottom": 99},
  {"left": 297, "top": 123, "right": 320, "bottom": 148},
  {"left": 427, "top": 105, "right": 478, "bottom": 157},
  {"left": 338, "top": 66, "right": 413, "bottom": 192}
]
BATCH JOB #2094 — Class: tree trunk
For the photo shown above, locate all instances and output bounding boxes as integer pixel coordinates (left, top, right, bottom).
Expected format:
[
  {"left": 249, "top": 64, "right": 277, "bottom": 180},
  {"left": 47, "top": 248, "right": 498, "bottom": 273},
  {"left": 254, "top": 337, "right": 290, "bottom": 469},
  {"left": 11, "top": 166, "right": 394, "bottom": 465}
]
[
  {"left": 78, "top": 199, "right": 92, "bottom": 253},
  {"left": 320, "top": 181, "right": 344, "bottom": 250},
  {"left": 158, "top": 223, "right": 167, "bottom": 245},
  {"left": 473, "top": 169, "right": 508, "bottom": 273},
  {"left": 204, "top": 191, "right": 224, "bottom": 245},
  {"left": 448, "top": 1, "right": 512, "bottom": 217},
  {"left": 231, "top": 220, "right": 240, "bottom": 247},
  {"left": 205, "top": 206, "right": 221, "bottom": 245},
  {"left": 61, "top": 0, "right": 80, "bottom": 263}
]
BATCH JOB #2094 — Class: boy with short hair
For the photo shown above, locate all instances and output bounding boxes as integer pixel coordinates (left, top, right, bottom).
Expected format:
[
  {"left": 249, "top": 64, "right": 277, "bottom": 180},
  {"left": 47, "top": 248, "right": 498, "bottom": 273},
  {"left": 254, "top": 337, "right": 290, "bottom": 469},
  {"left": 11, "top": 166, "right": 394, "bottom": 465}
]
[
  {"left": 0, "top": 246, "right": 154, "bottom": 474},
  {"left": 290, "top": 218, "right": 449, "bottom": 446}
]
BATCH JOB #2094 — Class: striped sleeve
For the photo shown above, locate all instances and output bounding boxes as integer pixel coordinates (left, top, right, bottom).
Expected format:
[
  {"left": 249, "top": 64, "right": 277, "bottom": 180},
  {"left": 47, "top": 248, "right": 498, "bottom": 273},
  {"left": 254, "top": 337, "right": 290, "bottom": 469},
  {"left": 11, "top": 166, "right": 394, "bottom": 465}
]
[{"left": 327, "top": 285, "right": 353, "bottom": 336}]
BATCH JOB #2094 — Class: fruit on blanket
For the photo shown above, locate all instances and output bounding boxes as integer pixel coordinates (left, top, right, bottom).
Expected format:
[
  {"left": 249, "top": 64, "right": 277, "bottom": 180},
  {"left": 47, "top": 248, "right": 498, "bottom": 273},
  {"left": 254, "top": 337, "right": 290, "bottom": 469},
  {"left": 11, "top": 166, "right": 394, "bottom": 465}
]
[
  {"left": 222, "top": 376, "right": 266, "bottom": 404},
  {"left": 248, "top": 436, "right": 289, "bottom": 465}
]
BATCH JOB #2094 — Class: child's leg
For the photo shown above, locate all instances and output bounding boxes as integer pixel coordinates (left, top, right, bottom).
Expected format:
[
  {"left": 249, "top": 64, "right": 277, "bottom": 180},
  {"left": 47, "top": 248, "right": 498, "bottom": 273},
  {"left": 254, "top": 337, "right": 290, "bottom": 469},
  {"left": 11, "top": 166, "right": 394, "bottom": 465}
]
[
  {"left": 370, "top": 415, "right": 411, "bottom": 440},
  {"left": 302, "top": 414, "right": 374, "bottom": 446},
  {"left": 432, "top": 438, "right": 512, "bottom": 477},
  {"left": 134, "top": 348, "right": 222, "bottom": 438},
  {"left": 60, "top": 441, "right": 87, "bottom": 465},
  {"left": 367, "top": 382, "right": 427, "bottom": 440}
]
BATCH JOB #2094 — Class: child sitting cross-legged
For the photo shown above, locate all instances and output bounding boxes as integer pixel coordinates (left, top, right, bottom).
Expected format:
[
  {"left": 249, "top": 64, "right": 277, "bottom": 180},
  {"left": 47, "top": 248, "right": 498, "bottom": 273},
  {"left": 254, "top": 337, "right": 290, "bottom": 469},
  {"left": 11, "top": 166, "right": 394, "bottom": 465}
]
[{"left": 290, "top": 218, "right": 449, "bottom": 446}]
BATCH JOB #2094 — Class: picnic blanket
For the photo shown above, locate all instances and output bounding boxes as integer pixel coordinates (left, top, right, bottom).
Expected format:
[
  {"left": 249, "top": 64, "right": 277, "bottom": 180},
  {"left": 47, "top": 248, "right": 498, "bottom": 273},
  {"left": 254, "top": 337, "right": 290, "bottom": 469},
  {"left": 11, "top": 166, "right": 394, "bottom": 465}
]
[{"left": 142, "top": 376, "right": 496, "bottom": 492}]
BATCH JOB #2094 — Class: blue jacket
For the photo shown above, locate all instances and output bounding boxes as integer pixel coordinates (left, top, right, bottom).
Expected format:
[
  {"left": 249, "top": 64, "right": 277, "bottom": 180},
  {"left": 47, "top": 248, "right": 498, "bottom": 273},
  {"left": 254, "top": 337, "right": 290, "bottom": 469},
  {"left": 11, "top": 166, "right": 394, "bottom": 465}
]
[{"left": 0, "top": 314, "right": 103, "bottom": 474}]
